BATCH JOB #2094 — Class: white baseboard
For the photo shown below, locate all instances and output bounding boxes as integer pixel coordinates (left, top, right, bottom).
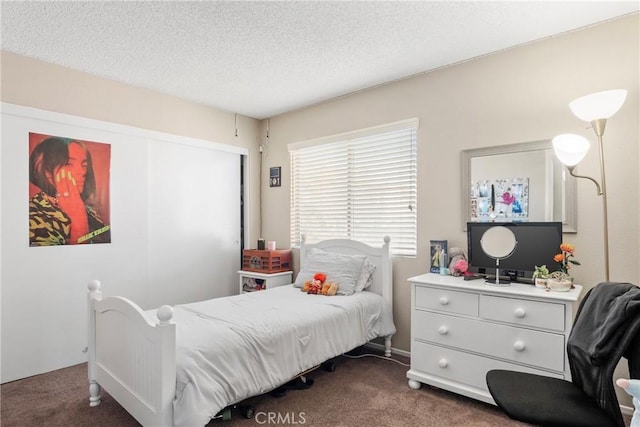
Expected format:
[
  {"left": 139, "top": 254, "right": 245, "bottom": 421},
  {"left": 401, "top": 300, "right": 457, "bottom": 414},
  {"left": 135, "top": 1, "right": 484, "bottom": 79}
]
[
  {"left": 364, "top": 341, "right": 410, "bottom": 358},
  {"left": 620, "top": 404, "right": 634, "bottom": 417}
]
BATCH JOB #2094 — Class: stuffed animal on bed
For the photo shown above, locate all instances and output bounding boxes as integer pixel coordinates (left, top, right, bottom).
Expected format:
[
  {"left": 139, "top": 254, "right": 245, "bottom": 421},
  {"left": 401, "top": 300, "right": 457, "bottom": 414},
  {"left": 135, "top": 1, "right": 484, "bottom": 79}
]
[
  {"left": 302, "top": 272, "right": 339, "bottom": 295},
  {"left": 616, "top": 378, "right": 640, "bottom": 427},
  {"left": 321, "top": 282, "right": 331, "bottom": 295},
  {"left": 302, "top": 279, "right": 321, "bottom": 294}
]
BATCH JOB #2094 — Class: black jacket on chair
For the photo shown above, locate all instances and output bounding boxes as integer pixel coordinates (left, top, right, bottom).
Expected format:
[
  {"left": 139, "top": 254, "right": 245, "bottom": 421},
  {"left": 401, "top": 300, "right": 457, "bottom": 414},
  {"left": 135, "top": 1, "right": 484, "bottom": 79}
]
[
  {"left": 568, "top": 282, "right": 640, "bottom": 425},
  {"left": 486, "top": 282, "right": 640, "bottom": 427}
]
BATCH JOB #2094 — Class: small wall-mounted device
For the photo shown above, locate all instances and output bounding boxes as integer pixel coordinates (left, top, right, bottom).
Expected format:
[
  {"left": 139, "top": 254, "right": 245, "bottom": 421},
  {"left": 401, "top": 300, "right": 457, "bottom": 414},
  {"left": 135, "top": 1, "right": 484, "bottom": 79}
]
[{"left": 270, "top": 166, "right": 281, "bottom": 187}]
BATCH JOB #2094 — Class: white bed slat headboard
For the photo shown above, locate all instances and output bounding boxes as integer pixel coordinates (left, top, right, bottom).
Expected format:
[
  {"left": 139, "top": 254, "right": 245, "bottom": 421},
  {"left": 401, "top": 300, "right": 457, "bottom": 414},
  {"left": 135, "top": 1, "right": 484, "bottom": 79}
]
[{"left": 300, "top": 235, "right": 392, "bottom": 308}]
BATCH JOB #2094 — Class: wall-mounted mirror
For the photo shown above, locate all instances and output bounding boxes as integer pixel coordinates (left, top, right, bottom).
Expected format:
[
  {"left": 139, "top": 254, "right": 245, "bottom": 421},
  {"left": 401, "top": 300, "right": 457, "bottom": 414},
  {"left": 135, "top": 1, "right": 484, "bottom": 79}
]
[{"left": 461, "top": 140, "right": 576, "bottom": 233}]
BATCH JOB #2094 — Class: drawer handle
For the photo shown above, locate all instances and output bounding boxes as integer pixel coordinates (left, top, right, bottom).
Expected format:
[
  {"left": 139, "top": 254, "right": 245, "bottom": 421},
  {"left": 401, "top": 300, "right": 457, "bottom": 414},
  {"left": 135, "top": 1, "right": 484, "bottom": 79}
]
[
  {"left": 439, "top": 296, "right": 449, "bottom": 306},
  {"left": 513, "top": 341, "right": 526, "bottom": 352},
  {"left": 438, "top": 358, "right": 448, "bottom": 368},
  {"left": 438, "top": 325, "right": 449, "bottom": 335},
  {"left": 514, "top": 308, "right": 526, "bottom": 318}
]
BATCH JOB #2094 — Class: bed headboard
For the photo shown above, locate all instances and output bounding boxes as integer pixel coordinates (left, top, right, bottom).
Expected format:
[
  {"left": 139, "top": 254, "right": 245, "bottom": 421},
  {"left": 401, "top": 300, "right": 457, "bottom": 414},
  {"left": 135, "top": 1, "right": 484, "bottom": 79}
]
[{"left": 300, "top": 235, "right": 392, "bottom": 308}]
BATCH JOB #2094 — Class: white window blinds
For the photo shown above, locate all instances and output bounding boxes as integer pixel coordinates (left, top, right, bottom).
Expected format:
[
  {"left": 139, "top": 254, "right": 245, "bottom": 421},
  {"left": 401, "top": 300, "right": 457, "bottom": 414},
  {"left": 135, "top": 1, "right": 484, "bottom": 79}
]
[{"left": 289, "top": 119, "right": 418, "bottom": 256}]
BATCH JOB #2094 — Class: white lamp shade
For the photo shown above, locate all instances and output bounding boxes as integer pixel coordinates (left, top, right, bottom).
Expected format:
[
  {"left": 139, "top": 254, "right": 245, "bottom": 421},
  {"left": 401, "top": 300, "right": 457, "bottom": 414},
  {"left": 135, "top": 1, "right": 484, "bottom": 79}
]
[
  {"left": 569, "top": 89, "right": 627, "bottom": 122},
  {"left": 552, "top": 134, "right": 590, "bottom": 166}
]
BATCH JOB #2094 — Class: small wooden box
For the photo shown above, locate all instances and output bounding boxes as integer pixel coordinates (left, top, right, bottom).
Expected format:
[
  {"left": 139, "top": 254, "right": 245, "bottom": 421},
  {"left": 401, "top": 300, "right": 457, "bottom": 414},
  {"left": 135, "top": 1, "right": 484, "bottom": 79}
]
[{"left": 242, "top": 249, "right": 292, "bottom": 273}]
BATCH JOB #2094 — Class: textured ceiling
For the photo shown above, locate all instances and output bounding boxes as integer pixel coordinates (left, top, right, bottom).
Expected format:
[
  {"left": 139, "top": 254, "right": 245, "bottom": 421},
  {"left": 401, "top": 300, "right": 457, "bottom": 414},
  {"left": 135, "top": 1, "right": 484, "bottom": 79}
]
[{"left": 1, "top": 1, "right": 638, "bottom": 119}]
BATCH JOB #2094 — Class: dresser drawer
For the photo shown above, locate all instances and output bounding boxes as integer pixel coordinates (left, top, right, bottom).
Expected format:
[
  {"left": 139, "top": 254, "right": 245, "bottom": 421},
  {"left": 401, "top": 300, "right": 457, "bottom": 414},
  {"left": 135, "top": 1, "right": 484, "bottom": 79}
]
[
  {"left": 411, "top": 341, "right": 564, "bottom": 391},
  {"left": 414, "top": 286, "right": 479, "bottom": 317},
  {"left": 480, "top": 295, "right": 565, "bottom": 332},
  {"left": 413, "top": 310, "right": 565, "bottom": 372}
]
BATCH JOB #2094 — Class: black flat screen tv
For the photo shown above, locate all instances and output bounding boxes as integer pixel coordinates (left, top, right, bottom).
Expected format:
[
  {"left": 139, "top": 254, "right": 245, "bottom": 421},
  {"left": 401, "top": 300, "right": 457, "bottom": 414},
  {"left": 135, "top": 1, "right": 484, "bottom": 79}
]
[{"left": 466, "top": 221, "right": 562, "bottom": 284}]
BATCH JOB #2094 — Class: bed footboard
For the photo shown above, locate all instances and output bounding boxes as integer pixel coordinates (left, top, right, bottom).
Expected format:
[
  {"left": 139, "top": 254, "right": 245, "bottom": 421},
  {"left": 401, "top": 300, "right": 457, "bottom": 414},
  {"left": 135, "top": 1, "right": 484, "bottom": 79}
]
[{"left": 87, "top": 280, "right": 176, "bottom": 427}]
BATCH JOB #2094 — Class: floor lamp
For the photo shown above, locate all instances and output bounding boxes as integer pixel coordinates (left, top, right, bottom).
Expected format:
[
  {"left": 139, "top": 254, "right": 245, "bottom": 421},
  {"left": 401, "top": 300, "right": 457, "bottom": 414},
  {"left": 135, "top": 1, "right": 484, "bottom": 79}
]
[{"left": 552, "top": 89, "right": 627, "bottom": 282}]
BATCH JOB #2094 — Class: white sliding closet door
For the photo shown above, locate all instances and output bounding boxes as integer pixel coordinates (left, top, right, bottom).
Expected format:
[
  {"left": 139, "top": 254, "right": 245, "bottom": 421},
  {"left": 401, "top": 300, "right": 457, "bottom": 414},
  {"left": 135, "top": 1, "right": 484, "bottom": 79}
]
[{"left": 147, "top": 140, "right": 241, "bottom": 306}]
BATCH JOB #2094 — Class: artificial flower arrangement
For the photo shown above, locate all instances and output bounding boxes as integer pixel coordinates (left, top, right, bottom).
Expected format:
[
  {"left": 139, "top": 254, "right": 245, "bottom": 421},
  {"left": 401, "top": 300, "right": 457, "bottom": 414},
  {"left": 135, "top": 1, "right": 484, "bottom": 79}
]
[
  {"left": 547, "top": 243, "right": 580, "bottom": 290},
  {"left": 553, "top": 243, "right": 580, "bottom": 275}
]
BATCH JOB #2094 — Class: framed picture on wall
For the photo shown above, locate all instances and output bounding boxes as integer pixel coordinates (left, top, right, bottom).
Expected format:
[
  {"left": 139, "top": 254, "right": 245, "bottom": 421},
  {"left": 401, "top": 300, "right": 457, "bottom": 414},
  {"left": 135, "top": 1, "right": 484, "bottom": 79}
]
[
  {"left": 471, "top": 177, "right": 529, "bottom": 220},
  {"left": 430, "top": 240, "right": 448, "bottom": 273},
  {"left": 28, "top": 132, "right": 112, "bottom": 246},
  {"left": 270, "top": 166, "right": 281, "bottom": 187}
]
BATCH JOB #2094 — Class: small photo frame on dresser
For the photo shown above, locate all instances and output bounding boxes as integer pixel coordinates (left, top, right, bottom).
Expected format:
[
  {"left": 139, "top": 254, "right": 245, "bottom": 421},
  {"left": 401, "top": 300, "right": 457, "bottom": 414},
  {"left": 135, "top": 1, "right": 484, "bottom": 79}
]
[{"left": 430, "top": 240, "right": 448, "bottom": 273}]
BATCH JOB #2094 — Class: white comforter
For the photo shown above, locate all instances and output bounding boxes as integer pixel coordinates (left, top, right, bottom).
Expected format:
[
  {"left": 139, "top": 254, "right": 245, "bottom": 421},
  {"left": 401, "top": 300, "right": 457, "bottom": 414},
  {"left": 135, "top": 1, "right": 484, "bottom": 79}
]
[{"left": 167, "top": 285, "right": 395, "bottom": 427}]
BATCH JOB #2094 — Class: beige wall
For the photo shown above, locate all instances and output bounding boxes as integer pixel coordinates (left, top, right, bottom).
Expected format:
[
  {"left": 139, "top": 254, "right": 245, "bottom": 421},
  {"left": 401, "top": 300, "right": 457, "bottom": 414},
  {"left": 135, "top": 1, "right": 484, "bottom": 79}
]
[
  {"left": 4, "top": 18, "right": 637, "bottom": 354},
  {"left": 261, "top": 14, "right": 640, "bottom": 353},
  {"left": 0, "top": 50, "right": 264, "bottom": 246},
  {"left": 1, "top": 12, "right": 638, "bottom": 406}
]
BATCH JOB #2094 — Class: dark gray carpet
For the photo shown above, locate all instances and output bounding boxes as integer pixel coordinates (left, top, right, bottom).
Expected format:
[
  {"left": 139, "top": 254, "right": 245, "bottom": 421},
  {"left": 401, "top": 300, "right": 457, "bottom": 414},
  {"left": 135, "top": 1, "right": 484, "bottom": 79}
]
[{"left": 0, "top": 352, "right": 558, "bottom": 426}]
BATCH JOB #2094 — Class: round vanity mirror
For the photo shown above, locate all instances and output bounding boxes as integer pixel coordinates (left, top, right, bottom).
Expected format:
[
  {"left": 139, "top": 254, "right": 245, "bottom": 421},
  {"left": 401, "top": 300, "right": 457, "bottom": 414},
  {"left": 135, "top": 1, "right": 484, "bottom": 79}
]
[{"left": 480, "top": 226, "right": 517, "bottom": 286}]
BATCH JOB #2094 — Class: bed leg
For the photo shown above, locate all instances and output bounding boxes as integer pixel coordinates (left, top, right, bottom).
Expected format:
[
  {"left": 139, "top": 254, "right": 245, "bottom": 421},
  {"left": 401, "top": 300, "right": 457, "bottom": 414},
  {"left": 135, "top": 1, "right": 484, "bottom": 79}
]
[
  {"left": 384, "top": 336, "right": 392, "bottom": 357},
  {"left": 89, "top": 380, "right": 101, "bottom": 407},
  {"left": 87, "top": 280, "right": 102, "bottom": 407}
]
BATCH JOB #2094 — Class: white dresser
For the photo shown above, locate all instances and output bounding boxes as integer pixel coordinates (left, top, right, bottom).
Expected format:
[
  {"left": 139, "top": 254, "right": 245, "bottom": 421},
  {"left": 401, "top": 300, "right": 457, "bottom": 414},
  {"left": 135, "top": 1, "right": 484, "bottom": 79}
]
[{"left": 407, "top": 273, "right": 582, "bottom": 404}]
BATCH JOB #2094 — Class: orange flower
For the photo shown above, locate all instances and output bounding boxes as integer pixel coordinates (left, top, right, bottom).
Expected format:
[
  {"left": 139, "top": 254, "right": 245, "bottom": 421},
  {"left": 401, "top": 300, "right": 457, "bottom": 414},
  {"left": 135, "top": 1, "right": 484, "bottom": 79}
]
[
  {"left": 555, "top": 243, "right": 580, "bottom": 274},
  {"left": 560, "top": 243, "right": 574, "bottom": 254}
]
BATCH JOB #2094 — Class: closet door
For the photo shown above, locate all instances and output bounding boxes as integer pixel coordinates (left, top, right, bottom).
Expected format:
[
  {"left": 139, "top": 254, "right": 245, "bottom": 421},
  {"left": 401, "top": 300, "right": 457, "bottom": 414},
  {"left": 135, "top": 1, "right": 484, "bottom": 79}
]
[{"left": 147, "top": 140, "right": 241, "bottom": 305}]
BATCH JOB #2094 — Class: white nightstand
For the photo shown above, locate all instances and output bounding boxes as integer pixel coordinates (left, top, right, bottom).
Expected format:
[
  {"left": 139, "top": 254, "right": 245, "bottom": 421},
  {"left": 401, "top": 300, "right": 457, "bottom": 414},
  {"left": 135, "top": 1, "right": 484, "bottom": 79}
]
[
  {"left": 406, "top": 273, "right": 582, "bottom": 405},
  {"left": 238, "top": 270, "right": 293, "bottom": 294}
]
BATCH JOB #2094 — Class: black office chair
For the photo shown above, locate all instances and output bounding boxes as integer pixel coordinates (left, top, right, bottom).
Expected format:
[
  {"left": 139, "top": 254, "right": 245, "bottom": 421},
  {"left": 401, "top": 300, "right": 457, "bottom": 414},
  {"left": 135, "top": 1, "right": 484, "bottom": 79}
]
[{"left": 486, "top": 282, "right": 640, "bottom": 427}]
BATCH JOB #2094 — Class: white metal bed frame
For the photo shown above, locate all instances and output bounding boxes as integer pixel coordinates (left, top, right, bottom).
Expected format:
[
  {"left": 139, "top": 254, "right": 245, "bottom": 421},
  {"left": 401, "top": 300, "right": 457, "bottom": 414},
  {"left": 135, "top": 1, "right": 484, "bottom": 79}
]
[{"left": 87, "top": 236, "right": 393, "bottom": 426}]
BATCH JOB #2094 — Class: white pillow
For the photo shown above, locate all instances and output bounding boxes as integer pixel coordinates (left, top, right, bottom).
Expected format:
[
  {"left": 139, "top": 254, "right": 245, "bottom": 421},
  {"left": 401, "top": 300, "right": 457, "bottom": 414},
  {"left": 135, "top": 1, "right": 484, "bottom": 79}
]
[
  {"left": 356, "top": 257, "right": 377, "bottom": 292},
  {"left": 294, "top": 248, "right": 374, "bottom": 296}
]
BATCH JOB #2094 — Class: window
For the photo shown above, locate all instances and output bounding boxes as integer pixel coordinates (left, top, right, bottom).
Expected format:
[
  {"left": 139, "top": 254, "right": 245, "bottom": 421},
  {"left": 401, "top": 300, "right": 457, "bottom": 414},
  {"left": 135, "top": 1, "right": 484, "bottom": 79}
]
[{"left": 289, "top": 119, "right": 417, "bottom": 256}]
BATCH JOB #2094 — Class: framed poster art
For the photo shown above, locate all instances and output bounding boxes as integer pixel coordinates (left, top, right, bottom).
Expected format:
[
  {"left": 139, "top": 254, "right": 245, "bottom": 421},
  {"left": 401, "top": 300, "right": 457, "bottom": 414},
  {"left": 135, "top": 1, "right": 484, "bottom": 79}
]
[
  {"left": 430, "top": 240, "right": 448, "bottom": 273},
  {"left": 470, "top": 177, "right": 529, "bottom": 220},
  {"left": 28, "top": 132, "right": 111, "bottom": 246}
]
